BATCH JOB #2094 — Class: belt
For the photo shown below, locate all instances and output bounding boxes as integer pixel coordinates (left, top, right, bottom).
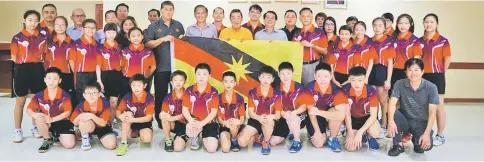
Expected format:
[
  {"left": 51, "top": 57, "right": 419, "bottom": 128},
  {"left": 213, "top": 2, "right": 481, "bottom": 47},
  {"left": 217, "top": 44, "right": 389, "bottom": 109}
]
[{"left": 303, "top": 59, "right": 320, "bottom": 65}]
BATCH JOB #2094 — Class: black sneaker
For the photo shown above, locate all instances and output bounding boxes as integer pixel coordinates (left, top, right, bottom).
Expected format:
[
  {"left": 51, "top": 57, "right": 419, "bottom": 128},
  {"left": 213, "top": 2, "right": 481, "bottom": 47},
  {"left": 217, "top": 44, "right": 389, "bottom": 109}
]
[
  {"left": 165, "top": 139, "right": 174, "bottom": 152},
  {"left": 414, "top": 146, "right": 425, "bottom": 153},
  {"left": 38, "top": 138, "right": 54, "bottom": 153},
  {"left": 388, "top": 145, "right": 405, "bottom": 157}
]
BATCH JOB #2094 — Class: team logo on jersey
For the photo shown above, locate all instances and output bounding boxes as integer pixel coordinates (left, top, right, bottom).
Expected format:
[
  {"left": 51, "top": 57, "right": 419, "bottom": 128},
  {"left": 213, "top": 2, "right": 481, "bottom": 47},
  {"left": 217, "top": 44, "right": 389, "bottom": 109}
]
[
  {"left": 334, "top": 53, "right": 340, "bottom": 59},
  {"left": 19, "top": 41, "right": 29, "bottom": 47},
  {"left": 77, "top": 48, "right": 87, "bottom": 55},
  {"left": 102, "top": 53, "right": 110, "bottom": 59},
  {"left": 128, "top": 105, "right": 137, "bottom": 113},
  {"left": 190, "top": 95, "right": 196, "bottom": 103},
  {"left": 313, "top": 95, "right": 319, "bottom": 102},
  {"left": 123, "top": 53, "right": 131, "bottom": 60},
  {"left": 49, "top": 46, "right": 56, "bottom": 53},
  {"left": 40, "top": 30, "right": 47, "bottom": 35},
  {"left": 253, "top": 99, "right": 259, "bottom": 107},
  {"left": 156, "top": 29, "right": 162, "bottom": 33},
  {"left": 169, "top": 104, "right": 175, "bottom": 112},
  {"left": 394, "top": 43, "right": 397, "bottom": 48},
  {"left": 296, "top": 35, "right": 302, "bottom": 41},
  {"left": 420, "top": 44, "right": 424, "bottom": 48},
  {"left": 220, "top": 107, "right": 225, "bottom": 114},
  {"left": 176, "top": 28, "right": 179, "bottom": 33},
  {"left": 39, "top": 102, "right": 50, "bottom": 111},
  {"left": 348, "top": 98, "right": 353, "bottom": 107}
]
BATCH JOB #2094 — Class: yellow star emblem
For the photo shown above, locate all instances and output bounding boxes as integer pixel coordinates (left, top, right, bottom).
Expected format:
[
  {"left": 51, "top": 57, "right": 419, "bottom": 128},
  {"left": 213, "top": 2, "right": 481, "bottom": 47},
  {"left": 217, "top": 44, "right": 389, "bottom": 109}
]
[{"left": 225, "top": 56, "right": 252, "bottom": 83}]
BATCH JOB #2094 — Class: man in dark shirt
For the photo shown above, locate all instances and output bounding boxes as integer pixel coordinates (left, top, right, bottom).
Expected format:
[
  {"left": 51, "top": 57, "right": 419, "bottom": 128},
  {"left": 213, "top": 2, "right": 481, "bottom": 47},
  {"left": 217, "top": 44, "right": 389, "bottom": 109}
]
[
  {"left": 242, "top": 4, "right": 265, "bottom": 37},
  {"left": 144, "top": 0, "right": 185, "bottom": 129},
  {"left": 280, "top": 10, "right": 300, "bottom": 41}
]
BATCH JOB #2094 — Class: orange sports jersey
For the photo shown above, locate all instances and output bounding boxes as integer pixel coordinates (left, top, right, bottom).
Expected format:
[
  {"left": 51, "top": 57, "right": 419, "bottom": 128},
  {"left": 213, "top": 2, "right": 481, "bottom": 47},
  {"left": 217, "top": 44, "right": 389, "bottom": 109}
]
[
  {"left": 277, "top": 81, "right": 311, "bottom": 114},
  {"left": 217, "top": 91, "right": 245, "bottom": 121},
  {"left": 386, "top": 27, "right": 395, "bottom": 38},
  {"left": 27, "top": 88, "right": 72, "bottom": 118},
  {"left": 45, "top": 35, "right": 73, "bottom": 73},
  {"left": 394, "top": 32, "right": 422, "bottom": 69},
  {"left": 182, "top": 84, "right": 219, "bottom": 121},
  {"left": 354, "top": 35, "right": 378, "bottom": 70},
  {"left": 162, "top": 90, "right": 186, "bottom": 123},
  {"left": 420, "top": 32, "right": 451, "bottom": 73},
  {"left": 70, "top": 98, "right": 111, "bottom": 127},
  {"left": 341, "top": 84, "right": 378, "bottom": 118},
  {"left": 120, "top": 44, "right": 156, "bottom": 78},
  {"left": 327, "top": 41, "right": 361, "bottom": 74},
  {"left": 323, "top": 35, "right": 341, "bottom": 64},
  {"left": 248, "top": 86, "right": 282, "bottom": 115},
  {"left": 293, "top": 25, "right": 328, "bottom": 62},
  {"left": 305, "top": 81, "right": 348, "bottom": 111},
  {"left": 97, "top": 41, "right": 122, "bottom": 71},
  {"left": 39, "top": 20, "right": 53, "bottom": 37},
  {"left": 371, "top": 35, "right": 396, "bottom": 66},
  {"left": 117, "top": 91, "right": 155, "bottom": 118},
  {"left": 10, "top": 29, "right": 47, "bottom": 64},
  {"left": 68, "top": 36, "right": 101, "bottom": 72}
]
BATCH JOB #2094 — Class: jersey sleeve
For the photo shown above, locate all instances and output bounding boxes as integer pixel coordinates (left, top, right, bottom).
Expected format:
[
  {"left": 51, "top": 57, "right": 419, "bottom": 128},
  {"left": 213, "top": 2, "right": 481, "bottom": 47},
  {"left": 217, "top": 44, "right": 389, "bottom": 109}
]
[
  {"left": 68, "top": 45, "right": 76, "bottom": 62},
  {"left": 327, "top": 54, "right": 337, "bottom": 65},
  {"left": 161, "top": 97, "right": 170, "bottom": 113},
  {"left": 208, "top": 93, "right": 219, "bottom": 111},
  {"left": 147, "top": 52, "right": 156, "bottom": 67},
  {"left": 248, "top": 94, "right": 255, "bottom": 109},
  {"left": 369, "top": 91, "right": 378, "bottom": 107},
  {"left": 10, "top": 37, "right": 18, "bottom": 61},
  {"left": 117, "top": 98, "right": 127, "bottom": 112},
  {"left": 69, "top": 107, "right": 81, "bottom": 123},
  {"left": 273, "top": 95, "right": 282, "bottom": 112},
  {"left": 145, "top": 100, "right": 155, "bottom": 115},
  {"left": 96, "top": 53, "right": 103, "bottom": 67},
  {"left": 181, "top": 90, "right": 192, "bottom": 111},
  {"left": 62, "top": 97, "right": 73, "bottom": 112},
  {"left": 27, "top": 95, "right": 40, "bottom": 112},
  {"left": 315, "top": 34, "right": 329, "bottom": 48},
  {"left": 443, "top": 40, "right": 451, "bottom": 57},
  {"left": 333, "top": 91, "right": 349, "bottom": 106},
  {"left": 353, "top": 51, "right": 362, "bottom": 66},
  {"left": 412, "top": 40, "right": 423, "bottom": 58},
  {"left": 100, "top": 107, "right": 111, "bottom": 122}
]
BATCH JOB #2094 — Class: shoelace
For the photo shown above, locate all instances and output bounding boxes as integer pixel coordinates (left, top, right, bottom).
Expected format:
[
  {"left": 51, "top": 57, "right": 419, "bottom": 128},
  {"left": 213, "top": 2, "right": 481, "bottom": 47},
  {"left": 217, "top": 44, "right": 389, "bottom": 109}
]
[
  {"left": 41, "top": 140, "right": 50, "bottom": 147},
  {"left": 262, "top": 141, "right": 269, "bottom": 148},
  {"left": 166, "top": 139, "right": 173, "bottom": 146}
]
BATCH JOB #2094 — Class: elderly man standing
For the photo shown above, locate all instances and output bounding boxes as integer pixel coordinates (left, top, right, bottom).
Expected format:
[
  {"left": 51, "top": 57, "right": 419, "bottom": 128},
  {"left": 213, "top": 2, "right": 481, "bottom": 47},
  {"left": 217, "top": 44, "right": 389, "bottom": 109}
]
[{"left": 67, "top": 8, "right": 86, "bottom": 40}]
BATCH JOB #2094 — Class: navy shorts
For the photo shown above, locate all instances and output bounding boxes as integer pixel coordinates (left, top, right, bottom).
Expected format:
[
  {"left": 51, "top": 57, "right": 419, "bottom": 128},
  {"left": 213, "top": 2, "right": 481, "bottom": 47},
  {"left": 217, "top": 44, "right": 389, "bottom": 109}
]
[{"left": 369, "top": 64, "right": 387, "bottom": 86}]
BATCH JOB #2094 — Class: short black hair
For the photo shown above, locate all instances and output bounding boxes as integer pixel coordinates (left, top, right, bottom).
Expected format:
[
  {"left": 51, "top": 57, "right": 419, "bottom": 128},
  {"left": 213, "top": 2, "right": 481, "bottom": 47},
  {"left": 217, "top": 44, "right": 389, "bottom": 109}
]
[
  {"left": 299, "top": 7, "right": 312, "bottom": 15},
  {"left": 315, "top": 12, "right": 327, "bottom": 21},
  {"left": 82, "top": 19, "right": 97, "bottom": 28},
  {"left": 103, "top": 23, "right": 117, "bottom": 32},
  {"left": 259, "top": 66, "right": 275, "bottom": 77},
  {"left": 346, "top": 16, "right": 358, "bottom": 23},
  {"left": 130, "top": 74, "right": 147, "bottom": 85},
  {"left": 161, "top": 1, "right": 175, "bottom": 9},
  {"left": 354, "top": 21, "right": 366, "bottom": 31},
  {"left": 148, "top": 9, "right": 160, "bottom": 17},
  {"left": 170, "top": 70, "right": 187, "bottom": 81},
  {"left": 323, "top": 16, "right": 337, "bottom": 35},
  {"left": 382, "top": 12, "right": 394, "bottom": 22},
  {"left": 284, "top": 10, "right": 296, "bottom": 18},
  {"left": 45, "top": 67, "right": 62, "bottom": 78},
  {"left": 278, "top": 62, "right": 293, "bottom": 72},
  {"left": 249, "top": 4, "right": 262, "bottom": 13},
  {"left": 24, "top": 10, "right": 41, "bottom": 20},
  {"left": 263, "top": 11, "right": 277, "bottom": 20},
  {"left": 230, "top": 9, "right": 243, "bottom": 19},
  {"left": 42, "top": 4, "right": 57, "bottom": 12},
  {"left": 194, "top": 5, "right": 208, "bottom": 13},
  {"left": 105, "top": 10, "right": 117, "bottom": 18},
  {"left": 315, "top": 63, "right": 332, "bottom": 73},
  {"left": 348, "top": 66, "right": 366, "bottom": 77},
  {"left": 339, "top": 25, "right": 353, "bottom": 34},
  {"left": 213, "top": 7, "right": 224, "bottom": 14},
  {"left": 404, "top": 58, "right": 424, "bottom": 71},
  {"left": 116, "top": 3, "right": 129, "bottom": 12},
  {"left": 195, "top": 63, "right": 211, "bottom": 74},
  {"left": 222, "top": 71, "right": 236, "bottom": 81},
  {"left": 83, "top": 81, "right": 101, "bottom": 93},
  {"left": 128, "top": 27, "right": 143, "bottom": 37}
]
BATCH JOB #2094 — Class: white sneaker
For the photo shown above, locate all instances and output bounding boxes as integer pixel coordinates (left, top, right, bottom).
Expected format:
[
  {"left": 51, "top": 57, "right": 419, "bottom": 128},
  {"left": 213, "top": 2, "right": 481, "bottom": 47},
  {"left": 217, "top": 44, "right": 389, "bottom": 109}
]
[
  {"left": 190, "top": 137, "right": 200, "bottom": 150},
  {"left": 31, "top": 127, "right": 42, "bottom": 139},
  {"left": 433, "top": 135, "right": 445, "bottom": 146},
  {"left": 81, "top": 138, "right": 92, "bottom": 151},
  {"left": 379, "top": 128, "right": 387, "bottom": 139},
  {"left": 13, "top": 130, "right": 23, "bottom": 143}
]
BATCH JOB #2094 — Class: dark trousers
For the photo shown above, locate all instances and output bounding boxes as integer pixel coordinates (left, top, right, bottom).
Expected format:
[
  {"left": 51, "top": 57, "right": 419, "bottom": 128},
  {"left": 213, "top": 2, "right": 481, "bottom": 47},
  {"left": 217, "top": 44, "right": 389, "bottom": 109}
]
[
  {"left": 393, "top": 110, "right": 434, "bottom": 151},
  {"left": 154, "top": 71, "right": 172, "bottom": 129}
]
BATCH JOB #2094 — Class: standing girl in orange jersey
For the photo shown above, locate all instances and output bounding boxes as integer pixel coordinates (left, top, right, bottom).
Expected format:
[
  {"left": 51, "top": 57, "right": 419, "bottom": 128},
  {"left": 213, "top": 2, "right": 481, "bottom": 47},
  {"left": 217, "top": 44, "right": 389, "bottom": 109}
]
[
  {"left": 329, "top": 25, "right": 361, "bottom": 87},
  {"left": 353, "top": 21, "right": 377, "bottom": 84}
]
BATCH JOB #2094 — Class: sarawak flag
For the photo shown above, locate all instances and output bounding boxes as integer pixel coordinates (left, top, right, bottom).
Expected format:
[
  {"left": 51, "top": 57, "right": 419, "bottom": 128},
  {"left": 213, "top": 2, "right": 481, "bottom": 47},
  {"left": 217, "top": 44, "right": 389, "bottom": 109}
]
[{"left": 171, "top": 37, "right": 303, "bottom": 101}]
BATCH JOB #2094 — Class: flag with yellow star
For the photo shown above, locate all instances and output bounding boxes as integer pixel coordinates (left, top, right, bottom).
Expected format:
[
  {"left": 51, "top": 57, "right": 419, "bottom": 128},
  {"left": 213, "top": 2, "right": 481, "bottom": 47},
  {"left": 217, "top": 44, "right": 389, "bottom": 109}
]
[{"left": 171, "top": 37, "right": 303, "bottom": 101}]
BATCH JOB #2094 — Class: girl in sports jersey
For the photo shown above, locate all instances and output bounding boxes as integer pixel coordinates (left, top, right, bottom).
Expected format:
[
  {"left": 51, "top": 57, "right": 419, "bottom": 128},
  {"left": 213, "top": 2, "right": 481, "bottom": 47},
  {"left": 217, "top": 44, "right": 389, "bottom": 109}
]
[
  {"left": 369, "top": 17, "right": 396, "bottom": 136},
  {"left": 420, "top": 13, "right": 451, "bottom": 146},
  {"left": 353, "top": 21, "right": 377, "bottom": 84},
  {"left": 331, "top": 25, "right": 361, "bottom": 87}
]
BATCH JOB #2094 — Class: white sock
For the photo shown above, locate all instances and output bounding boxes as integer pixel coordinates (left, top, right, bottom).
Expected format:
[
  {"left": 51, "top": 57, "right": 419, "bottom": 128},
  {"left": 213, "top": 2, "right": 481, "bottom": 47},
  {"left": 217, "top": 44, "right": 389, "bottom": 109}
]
[
  {"left": 15, "top": 129, "right": 22, "bottom": 132},
  {"left": 81, "top": 133, "right": 89, "bottom": 139}
]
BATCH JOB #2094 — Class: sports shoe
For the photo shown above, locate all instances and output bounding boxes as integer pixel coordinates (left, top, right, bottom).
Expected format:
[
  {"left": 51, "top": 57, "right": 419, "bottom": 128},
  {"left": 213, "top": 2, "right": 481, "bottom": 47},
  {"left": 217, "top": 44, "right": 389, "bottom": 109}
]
[
  {"left": 230, "top": 139, "right": 240, "bottom": 152},
  {"left": 13, "top": 130, "right": 23, "bottom": 143},
  {"left": 253, "top": 134, "right": 262, "bottom": 147},
  {"left": 388, "top": 144, "right": 404, "bottom": 156},
  {"left": 190, "top": 137, "right": 200, "bottom": 150},
  {"left": 165, "top": 138, "right": 174, "bottom": 152},
  {"left": 38, "top": 138, "right": 54, "bottom": 153},
  {"left": 362, "top": 133, "right": 368, "bottom": 144},
  {"left": 81, "top": 138, "right": 92, "bottom": 151},
  {"left": 433, "top": 134, "right": 445, "bottom": 146},
  {"left": 32, "top": 127, "right": 42, "bottom": 139},
  {"left": 379, "top": 128, "right": 387, "bottom": 139},
  {"left": 328, "top": 137, "right": 341, "bottom": 152},
  {"left": 289, "top": 140, "right": 302, "bottom": 153},
  {"left": 115, "top": 143, "right": 128, "bottom": 156},
  {"left": 368, "top": 137, "right": 379, "bottom": 151},
  {"left": 261, "top": 140, "right": 271, "bottom": 155},
  {"left": 288, "top": 132, "right": 294, "bottom": 141}
]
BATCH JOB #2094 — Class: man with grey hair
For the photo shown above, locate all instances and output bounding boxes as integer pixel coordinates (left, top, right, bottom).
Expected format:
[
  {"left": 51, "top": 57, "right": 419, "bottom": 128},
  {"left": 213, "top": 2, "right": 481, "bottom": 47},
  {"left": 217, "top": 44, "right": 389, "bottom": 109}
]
[{"left": 67, "top": 8, "right": 86, "bottom": 40}]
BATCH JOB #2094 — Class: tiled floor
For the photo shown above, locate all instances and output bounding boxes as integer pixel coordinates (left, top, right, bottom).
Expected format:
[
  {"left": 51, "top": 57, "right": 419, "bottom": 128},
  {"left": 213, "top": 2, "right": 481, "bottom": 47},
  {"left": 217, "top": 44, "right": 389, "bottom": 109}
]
[{"left": 1, "top": 98, "right": 483, "bottom": 161}]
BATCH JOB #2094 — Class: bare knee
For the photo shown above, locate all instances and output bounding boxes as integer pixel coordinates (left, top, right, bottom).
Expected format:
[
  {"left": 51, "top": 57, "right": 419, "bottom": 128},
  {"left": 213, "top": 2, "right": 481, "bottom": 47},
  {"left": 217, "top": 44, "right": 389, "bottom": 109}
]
[
  {"left": 101, "top": 136, "right": 117, "bottom": 150},
  {"left": 238, "top": 135, "right": 249, "bottom": 147},
  {"left": 141, "top": 134, "right": 152, "bottom": 143},
  {"left": 174, "top": 138, "right": 186, "bottom": 152},
  {"left": 78, "top": 120, "right": 95, "bottom": 133},
  {"left": 61, "top": 139, "right": 76, "bottom": 149},
  {"left": 270, "top": 137, "right": 284, "bottom": 147}
]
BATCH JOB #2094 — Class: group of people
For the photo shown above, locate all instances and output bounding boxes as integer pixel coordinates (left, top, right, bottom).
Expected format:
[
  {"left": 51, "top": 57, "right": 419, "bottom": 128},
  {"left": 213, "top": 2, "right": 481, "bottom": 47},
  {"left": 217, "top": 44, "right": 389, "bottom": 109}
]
[{"left": 10, "top": 0, "right": 450, "bottom": 157}]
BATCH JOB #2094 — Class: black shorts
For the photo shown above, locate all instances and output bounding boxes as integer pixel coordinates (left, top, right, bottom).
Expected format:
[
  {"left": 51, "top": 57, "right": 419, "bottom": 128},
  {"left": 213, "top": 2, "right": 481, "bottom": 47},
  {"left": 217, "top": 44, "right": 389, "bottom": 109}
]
[
  {"left": 369, "top": 64, "right": 387, "bottom": 86},
  {"left": 247, "top": 118, "right": 277, "bottom": 135},
  {"left": 219, "top": 124, "right": 245, "bottom": 134},
  {"left": 201, "top": 123, "right": 219, "bottom": 139},
  {"left": 351, "top": 115, "right": 370, "bottom": 130},
  {"left": 423, "top": 73, "right": 446, "bottom": 94},
  {"left": 334, "top": 72, "right": 349, "bottom": 84},
  {"left": 390, "top": 68, "right": 406, "bottom": 96},
  {"left": 272, "top": 115, "right": 307, "bottom": 138},
  {"left": 75, "top": 72, "right": 96, "bottom": 91},
  {"left": 60, "top": 73, "right": 75, "bottom": 93},
  {"left": 93, "top": 125, "right": 114, "bottom": 139},
  {"left": 131, "top": 122, "right": 153, "bottom": 131},
  {"left": 49, "top": 120, "right": 75, "bottom": 135},
  {"left": 12, "top": 63, "right": 46, "bottom": 97},
  {"left": 173, "top": 121, "right": 188, "bottom": 142},
  {"left": 306, "top": 116, "right": 327, "bottom": 137},
  {"left": 101, "top": 70, "right": 123, "bottom": 97}
]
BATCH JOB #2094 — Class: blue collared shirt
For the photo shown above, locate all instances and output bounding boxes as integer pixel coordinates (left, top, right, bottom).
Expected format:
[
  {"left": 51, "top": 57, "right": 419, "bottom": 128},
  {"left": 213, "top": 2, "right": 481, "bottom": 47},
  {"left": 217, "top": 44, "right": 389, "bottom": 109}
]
[
  {"left": 186, "top": 23, "right": 218, "bottom": 38},
  {"left": 254, "top": 28, "right": 288, "bottom": 41},
  {"left": 66, "top": 26, "right": 83, "bottom": 41},
  {"left": 94, "top": 29, "right": 105, "bottom": 44}
]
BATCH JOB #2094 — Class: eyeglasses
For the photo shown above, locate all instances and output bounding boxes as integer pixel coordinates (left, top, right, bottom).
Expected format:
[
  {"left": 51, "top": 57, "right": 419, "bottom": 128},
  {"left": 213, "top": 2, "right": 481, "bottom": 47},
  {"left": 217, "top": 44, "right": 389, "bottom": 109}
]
[
  {"left": 72, "top": 14, "right": 86, "bottom": 18},
  {"left": 84, "top": 91, "right": 99, "bottom": 97},
  {"left": 83, "top": 27, "right": 97, "bottom": 30},
  {"left": 54, "top": 24, "right": 66, "bottom": 27},
  {"left": 325, "top": 23, "right": 334, "bottom": 27},
  {"left": 249, "top": 10, "right": 261, "bottom": 14}
]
